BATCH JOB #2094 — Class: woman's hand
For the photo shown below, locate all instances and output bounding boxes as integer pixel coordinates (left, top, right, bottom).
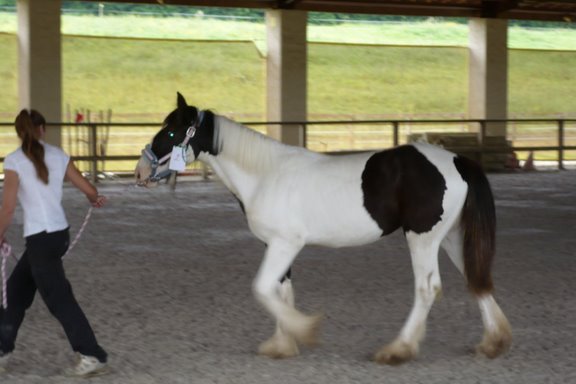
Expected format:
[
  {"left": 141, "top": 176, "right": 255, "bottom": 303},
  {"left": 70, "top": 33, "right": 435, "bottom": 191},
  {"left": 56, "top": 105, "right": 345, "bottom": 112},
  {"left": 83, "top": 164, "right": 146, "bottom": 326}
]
[
  {"left": 89, "top": 195, "right": 107, "bottom": 208},
  {"left": 66, "top": 161, "right": 106, "bottom": 208}
]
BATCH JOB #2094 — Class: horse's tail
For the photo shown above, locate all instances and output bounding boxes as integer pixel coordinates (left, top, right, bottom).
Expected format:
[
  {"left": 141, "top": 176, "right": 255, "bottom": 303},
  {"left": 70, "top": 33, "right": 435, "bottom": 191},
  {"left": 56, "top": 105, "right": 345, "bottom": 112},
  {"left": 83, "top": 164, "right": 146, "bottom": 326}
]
[{"left": 454, "top": 156, "right": 495, "bottom": 295}]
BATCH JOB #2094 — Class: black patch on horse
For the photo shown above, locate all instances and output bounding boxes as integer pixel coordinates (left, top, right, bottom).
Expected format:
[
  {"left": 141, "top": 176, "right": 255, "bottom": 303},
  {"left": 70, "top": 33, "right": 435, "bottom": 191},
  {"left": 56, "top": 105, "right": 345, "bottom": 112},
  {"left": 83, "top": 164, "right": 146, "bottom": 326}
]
[
  {"left": 152, "top": 93, "right": 219, "bottom": 160},
  {"left": 190, "top": 110, "right": 218, "bottom": 158},
  {"left": 361, "top": 145, "right": 446, "bottom": 235},
  {"left": 151, "top": 107, "right": 198, "bottom": 160}
]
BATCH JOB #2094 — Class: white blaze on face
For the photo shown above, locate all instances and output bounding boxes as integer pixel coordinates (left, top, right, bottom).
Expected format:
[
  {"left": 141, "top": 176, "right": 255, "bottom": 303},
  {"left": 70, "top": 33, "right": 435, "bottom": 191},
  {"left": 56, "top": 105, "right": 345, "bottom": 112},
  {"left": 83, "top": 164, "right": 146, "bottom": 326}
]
[{"left": 185, "top": 145, "right": 195, "bottom": 164}]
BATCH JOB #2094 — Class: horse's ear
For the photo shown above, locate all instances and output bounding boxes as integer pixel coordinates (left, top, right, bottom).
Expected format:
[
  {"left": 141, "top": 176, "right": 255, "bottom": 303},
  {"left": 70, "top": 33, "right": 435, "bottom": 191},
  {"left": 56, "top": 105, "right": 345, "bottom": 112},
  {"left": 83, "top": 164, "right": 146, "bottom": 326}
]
[{"left": 177, "top": 92, "right": 188, "bottom": 111}]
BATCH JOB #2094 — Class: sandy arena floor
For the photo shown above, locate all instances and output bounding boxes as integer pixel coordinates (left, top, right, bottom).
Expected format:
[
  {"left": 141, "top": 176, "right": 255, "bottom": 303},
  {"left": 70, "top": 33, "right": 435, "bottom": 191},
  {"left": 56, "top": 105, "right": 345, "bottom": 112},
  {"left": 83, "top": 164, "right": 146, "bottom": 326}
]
[{"left": 0, "top": 170, "right": 575, "bottom": 384}]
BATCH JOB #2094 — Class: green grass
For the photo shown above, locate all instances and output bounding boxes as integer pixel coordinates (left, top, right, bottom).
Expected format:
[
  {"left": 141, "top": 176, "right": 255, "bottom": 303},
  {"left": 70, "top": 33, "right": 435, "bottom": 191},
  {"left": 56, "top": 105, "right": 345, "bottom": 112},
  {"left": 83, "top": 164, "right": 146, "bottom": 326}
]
[
  {"left": 0, "top": 12, "right": 575, "bottom": 163},
  {"left": 308, "top": 44, "right": 468, "bottom": 115},
  {"left": 2, "top": 13, "right": 576, "bottom": 49},
  {"left": 509, "top": 50, "right": 576, "bottom": 115},
  {"left": 1, "top": 32, "right": 575, "bottom": 121},
  {"left": 1, "top": 12, "right": 575, "bottom": 122},
  {"left": 62, "top": 37, "right": 265, "bottom": 118}
]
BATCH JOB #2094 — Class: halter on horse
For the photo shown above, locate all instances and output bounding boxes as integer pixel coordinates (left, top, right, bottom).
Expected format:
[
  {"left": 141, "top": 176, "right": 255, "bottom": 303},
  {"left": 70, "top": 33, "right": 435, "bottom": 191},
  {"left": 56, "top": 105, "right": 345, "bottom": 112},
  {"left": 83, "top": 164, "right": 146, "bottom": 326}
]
[
  {"left": 135, "top": 92, "right": 512, "bottom": 364},
  {"left": 138, "top": 112, "right": 204, "bottom": 184}
]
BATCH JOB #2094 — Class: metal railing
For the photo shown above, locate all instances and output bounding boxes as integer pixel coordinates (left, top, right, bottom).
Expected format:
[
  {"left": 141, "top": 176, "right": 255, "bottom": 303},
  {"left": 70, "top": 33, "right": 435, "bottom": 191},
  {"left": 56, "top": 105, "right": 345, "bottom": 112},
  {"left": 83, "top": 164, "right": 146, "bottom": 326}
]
[{"left": 1, "top": 118, "right": 575, "bottom": 182}]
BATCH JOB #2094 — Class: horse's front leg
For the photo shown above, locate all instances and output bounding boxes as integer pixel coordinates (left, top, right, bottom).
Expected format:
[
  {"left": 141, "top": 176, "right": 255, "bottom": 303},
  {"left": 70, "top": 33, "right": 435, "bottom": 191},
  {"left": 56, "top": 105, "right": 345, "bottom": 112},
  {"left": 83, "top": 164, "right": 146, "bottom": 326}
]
[
  {"left": 253, "top": 240, "right": 322, "bottom": 359},
  {"left": 258, "top": 273, "right": 300, "bottom": 358}
]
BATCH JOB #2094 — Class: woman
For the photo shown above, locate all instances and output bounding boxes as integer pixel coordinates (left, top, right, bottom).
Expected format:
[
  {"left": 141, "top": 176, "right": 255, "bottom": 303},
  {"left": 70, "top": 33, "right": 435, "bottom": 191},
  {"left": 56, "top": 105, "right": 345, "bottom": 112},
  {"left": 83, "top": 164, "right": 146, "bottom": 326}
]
[{"left": 0, "top": 109, "right": 107, "bottom": 377}]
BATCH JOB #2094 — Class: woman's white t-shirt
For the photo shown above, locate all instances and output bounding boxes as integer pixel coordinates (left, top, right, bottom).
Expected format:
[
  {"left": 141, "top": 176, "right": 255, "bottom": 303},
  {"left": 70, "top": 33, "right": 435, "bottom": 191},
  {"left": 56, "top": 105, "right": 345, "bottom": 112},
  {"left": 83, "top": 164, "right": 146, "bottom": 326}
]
[{"left": 4, "top": 142, "right": 70, "bottom": 237}]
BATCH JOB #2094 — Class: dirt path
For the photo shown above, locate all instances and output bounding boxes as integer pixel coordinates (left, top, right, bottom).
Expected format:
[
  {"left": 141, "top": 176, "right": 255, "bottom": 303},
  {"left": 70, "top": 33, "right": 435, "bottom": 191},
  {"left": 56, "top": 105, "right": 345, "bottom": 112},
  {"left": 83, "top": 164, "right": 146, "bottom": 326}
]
[{"left": 1, "top": 170, "right": 575, "bottom": 383}]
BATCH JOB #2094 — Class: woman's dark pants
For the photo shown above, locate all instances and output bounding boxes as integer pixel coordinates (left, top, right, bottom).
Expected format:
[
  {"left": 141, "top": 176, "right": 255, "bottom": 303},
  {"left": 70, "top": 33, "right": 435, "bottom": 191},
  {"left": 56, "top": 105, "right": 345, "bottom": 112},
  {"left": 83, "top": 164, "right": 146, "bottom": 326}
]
[{"left": 0, "top": 228, "right": 107, "bottom": 362}]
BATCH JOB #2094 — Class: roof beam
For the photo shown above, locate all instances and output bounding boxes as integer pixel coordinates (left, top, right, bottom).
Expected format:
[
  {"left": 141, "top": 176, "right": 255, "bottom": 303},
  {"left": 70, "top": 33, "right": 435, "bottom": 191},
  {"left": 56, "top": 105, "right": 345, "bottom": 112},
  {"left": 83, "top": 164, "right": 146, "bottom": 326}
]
[
  {"left": 480, "top": 0, "right": 518, "bottom": 18},
  {"left": 95, "top": 0, "right": 274, "bottom": 8},
  {"left": 275, "top": 0, "right": 305, "bottom": 9},
  {"left": 290, "top": 1, "right": 481, "bottom": 18}
]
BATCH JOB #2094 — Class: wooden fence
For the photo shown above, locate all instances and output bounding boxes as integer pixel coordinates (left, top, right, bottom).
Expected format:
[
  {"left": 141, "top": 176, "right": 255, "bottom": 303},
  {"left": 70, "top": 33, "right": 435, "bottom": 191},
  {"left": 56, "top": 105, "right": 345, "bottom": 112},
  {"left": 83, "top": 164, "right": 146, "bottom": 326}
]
[{"left": 1, "top": 118, "right": 574, "bottom": 182}]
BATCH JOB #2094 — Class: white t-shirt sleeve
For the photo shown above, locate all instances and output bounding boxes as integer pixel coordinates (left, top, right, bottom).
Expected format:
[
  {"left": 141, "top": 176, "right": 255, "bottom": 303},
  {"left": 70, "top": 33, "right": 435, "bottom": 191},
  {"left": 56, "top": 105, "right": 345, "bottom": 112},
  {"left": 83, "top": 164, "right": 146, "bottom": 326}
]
[
  {"left": 3, "top": 153, "right": 18, "bottom": 173},
  {"left": 61, "top": 150, "right": 70, "bottom": 173}
]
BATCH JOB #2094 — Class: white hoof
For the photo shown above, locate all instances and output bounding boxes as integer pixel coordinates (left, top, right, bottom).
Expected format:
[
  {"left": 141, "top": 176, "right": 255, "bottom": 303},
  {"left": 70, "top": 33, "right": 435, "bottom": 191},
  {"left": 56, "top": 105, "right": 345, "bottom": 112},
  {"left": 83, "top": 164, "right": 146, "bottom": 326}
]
[
  {"left": 374, "top": 340, "right": 418, "bottom": 365},
  {"left": 476, "top": 324, "right": 512, "bottom": 358},
  {"left": 284, "top": 313, "right": 323, "bottom": 347},
  {"left": 258, "top": 333, "right": 300, "bottom": 359}
]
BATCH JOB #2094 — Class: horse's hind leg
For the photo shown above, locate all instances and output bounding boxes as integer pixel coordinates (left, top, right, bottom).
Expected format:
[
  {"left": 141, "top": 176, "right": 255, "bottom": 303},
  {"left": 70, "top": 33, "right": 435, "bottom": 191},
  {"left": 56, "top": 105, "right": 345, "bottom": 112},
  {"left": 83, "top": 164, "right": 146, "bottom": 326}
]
[
  {"left": 441, "top": 228, "right": 512, "bottom": 358},
  {"left": 375, "top": 233, "right": 441, "bottom": 365},
  {"left": 253, "top": 240, "right": 321, "bottom": 358},
  {"left": 258, "top": 275, "right": 300, "bottom": 358},
  {"left": 476, "top": 295, "right": 511, "bottom": 358}
]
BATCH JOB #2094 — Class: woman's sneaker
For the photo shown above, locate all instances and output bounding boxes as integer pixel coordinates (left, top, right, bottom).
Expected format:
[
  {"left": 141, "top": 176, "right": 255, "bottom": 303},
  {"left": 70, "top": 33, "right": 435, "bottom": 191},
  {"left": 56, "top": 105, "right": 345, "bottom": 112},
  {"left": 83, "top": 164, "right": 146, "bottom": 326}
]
[
  {"left": 0, "top": 352, "right": 10, "bottom": 373},
  {"left": 64, "top": 354, "right": 107, "bottom": 377}
]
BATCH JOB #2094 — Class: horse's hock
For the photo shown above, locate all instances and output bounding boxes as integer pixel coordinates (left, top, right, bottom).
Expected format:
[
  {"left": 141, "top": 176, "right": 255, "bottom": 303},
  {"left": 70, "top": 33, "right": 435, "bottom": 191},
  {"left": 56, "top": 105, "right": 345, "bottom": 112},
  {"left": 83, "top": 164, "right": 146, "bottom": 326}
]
[{"left": 408, "top": 132, "right": 513, "bottom": 171}]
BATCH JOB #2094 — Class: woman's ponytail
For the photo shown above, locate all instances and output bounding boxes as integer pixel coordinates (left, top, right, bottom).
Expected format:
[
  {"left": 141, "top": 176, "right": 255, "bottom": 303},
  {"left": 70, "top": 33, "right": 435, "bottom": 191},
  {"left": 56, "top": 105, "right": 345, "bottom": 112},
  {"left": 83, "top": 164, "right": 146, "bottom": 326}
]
[{"left": 15, "top": 109, "right": 49, "bottom": 184}]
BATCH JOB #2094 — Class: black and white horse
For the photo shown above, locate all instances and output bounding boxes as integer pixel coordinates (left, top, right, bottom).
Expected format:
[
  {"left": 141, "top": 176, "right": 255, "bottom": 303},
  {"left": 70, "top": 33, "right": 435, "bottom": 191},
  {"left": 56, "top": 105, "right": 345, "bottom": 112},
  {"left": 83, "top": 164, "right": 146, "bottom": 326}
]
[{"left": 135, "top": 93, "right": 511, "bottom": 364}]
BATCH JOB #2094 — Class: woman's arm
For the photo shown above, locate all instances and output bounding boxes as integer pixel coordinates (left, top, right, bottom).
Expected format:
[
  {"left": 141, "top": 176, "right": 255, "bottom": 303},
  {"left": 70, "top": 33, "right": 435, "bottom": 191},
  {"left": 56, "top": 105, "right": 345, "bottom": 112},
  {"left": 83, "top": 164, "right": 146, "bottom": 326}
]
[
  {"left": 65, "top": 161, "right": 106, "bottom": 208},
  {"left": 0, "top": 170, "right": 19, "bottom": 242}
]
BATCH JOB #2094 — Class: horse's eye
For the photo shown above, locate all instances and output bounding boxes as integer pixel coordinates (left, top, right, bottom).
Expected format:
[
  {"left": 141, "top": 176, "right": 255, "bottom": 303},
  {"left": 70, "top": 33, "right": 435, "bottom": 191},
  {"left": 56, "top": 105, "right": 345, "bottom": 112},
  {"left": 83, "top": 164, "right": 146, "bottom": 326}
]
[{"left": 169, "top": 132, "right": 175, "bottom": 138}]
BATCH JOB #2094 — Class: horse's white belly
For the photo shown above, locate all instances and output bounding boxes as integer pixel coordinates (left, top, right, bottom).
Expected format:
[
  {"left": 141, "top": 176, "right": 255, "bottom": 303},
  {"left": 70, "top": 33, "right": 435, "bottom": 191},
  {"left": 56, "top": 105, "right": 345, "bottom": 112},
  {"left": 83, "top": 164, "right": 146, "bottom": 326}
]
[
  {"left": 246, "top": 156, "right": 383, "bottom": 248},
  {"left": 303, "top": 205, "right": 383, "bottom": 247},
  {"left": 247, "top": 193, "right": 382, "bottom": 247}
]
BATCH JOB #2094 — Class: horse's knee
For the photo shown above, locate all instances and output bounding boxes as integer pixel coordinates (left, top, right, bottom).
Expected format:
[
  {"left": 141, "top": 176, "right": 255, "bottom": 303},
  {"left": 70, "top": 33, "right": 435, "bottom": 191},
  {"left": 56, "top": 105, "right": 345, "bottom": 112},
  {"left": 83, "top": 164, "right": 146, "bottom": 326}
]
[
  {"left": 252, "top": 280, "right": 272, "bottom": 301},
  {"left": 415, "top": 271, "right": 442, "bottom": 303},
  {"left": 279, "top": 278, "right": 295, "bottom": 306},
  {"left": 418, "top": 284, "right": 442, "bottom": 304}
]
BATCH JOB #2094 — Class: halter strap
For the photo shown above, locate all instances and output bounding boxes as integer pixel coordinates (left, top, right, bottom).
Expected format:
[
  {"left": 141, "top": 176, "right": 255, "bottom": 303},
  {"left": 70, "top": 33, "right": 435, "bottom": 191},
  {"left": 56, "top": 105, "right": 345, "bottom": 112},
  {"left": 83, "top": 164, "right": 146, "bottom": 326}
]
[
  {"left": 143, "top": 110, "right": 205, "bottom": 182},
  {"left": 182, "top": 110, "right": 204, "bottom": 147},
  {"left": 142, "top": 145, "right": 173, "bottom": 182}
]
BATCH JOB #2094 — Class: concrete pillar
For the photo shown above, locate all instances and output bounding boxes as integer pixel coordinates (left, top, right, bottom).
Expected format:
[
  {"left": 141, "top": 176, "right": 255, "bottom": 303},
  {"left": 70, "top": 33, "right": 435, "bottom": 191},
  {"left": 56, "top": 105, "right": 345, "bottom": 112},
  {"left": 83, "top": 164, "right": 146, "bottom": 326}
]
[
  {"left": 468, "top": 18, "right": 508, "bottom": 137},
  {"left": 266, "top": 10, "right": 307, "bottom": 147},
  {"left": 18, "top": 0, "right": 62, "bottom": 146}
]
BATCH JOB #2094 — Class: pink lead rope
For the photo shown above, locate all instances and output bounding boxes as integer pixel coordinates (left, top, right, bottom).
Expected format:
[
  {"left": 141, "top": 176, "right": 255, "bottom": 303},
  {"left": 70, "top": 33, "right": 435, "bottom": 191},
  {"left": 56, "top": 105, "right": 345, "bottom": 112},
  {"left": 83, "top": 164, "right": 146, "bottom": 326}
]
[
  {"left": 1, "top": 241, "right": 16, "bottom": 309},
  {"left": 63, "top": 206, "right": 93, "bottom": 258},
  {"left": 0, "top": 206, "right": 94, "bottom": 309}
]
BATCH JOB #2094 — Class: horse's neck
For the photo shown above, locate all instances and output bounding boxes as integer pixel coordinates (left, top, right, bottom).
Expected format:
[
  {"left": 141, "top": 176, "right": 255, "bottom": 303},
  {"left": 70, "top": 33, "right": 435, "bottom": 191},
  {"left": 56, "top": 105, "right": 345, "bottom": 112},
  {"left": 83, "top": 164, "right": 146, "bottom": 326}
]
[
  {"left": 216, "top": 116, "right": 298, "bottom": 171},
  {"left": 200, "top": 116, "right": 304, "bottom": 201},
  {"left": 200, "top": 154, "right": 242, "bottom": 197}
]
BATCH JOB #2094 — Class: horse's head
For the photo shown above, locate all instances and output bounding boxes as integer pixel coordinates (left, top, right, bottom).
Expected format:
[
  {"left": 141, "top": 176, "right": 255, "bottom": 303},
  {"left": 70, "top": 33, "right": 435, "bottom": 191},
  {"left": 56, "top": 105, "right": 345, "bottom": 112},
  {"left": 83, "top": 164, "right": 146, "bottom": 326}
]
[{"left": 135, "top": 92, "right": 214, "bottom": 187}]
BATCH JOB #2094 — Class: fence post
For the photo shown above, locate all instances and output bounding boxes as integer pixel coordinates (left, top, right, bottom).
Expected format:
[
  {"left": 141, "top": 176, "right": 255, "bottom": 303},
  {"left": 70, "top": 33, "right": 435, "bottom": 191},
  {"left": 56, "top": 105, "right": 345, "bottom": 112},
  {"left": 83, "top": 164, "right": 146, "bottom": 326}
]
[
  {"left": 302, "top": 123, "right": 307, "bottom": 149},
  {"left": 392, "top": 121, "right": 399, "bottom": 147},
  {"left": 89, "top": 123, "right": 98, "bottom": 183},
  {"left": 558, "top": 119, "right": 565, "bottom": 170},
  {"left": 478, "top": 120, "right": 486, "bottom": 166}
]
